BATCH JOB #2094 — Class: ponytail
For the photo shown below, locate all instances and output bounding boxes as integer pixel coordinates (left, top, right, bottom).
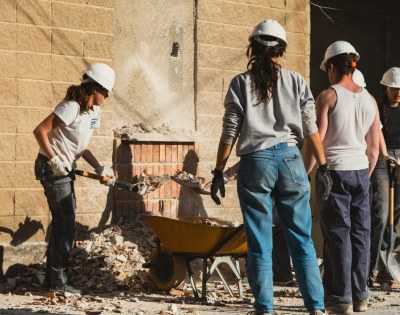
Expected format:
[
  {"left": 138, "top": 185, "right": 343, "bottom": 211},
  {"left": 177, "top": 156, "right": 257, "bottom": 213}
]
[
  {"left": 246, "top": 36, "right": 285, "bottom": 104},
  {"left": 63, "top": 77, "right": 102, "bottom": 113}
]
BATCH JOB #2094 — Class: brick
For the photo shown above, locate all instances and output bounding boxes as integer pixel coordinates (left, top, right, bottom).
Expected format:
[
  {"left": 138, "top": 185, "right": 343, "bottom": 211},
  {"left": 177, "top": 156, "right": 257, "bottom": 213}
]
[
  {"left": 0, "top": 78, "right": 17, "bottom": 106},
  {"left": 269, "top": 8, "right": 285, "bottom": 25},
  {"left": 197, "top": 21, "right": 248, "bottom": 49},
  {"left": 197, "top": 67, "right": 223, "bottom": 92},
  {"left": 86, "top": 0, "right": 114, "bottom": 8},
  {"left": 75, "top": 187, "right": 112, "bottom": 214},
  {"left": 285, "top": 0, "right": 308, "bottom": 12},
  {"left": 0, "top": 22, "right": 16, "bottom": 49},
  {"left": 0, "top": 135, "right": 16, "bottom": 161},
  {"left": 17, "top": 79, "right": 51, "bottom": 108},
  {"left": 196, "top": 91, "right": 223, "bottom": 116},
  {"left": 285, "top": 54, "right": 308, "bottom": 77},
  {"left": 0, "top": 162, "right": 15, "bottom": 189},
  {"left": 165, "top": 144, "right": 172, "bottom": 163},
  {"left": 51, "top": 1, "right": 83, "bottom": 30},
  {"left": 0, "top": 190, "right": 15, "bottom": 216},
  {"left": 17, "top": 25, "right": 51, "bottom": 53},
  {"left": 16, "top": 52, "right": 51, "bottom": 80},
  {"left": 115, "top": 141, "right": 131, "bottom": 164},
  {"left": 0, "top": 50, "right": 17, "bottom": 78},
  {"left": 82, "top": 6, "right": 114, "bottom": 34},
  {"left": 246, "top": 5, "right": 272, "bottom": 28},
  {"left": 56, "top": 0, "right": 85, "bottom": 3},
  {"left": 286, "top": 11, "right": 309, "bottom": 34},
  {"left": 86, "top": 136, "right": 114, "bottom": 163},
  {"left": 198, "top": 0, "right": 247, "bottom": 27},
  {"left": 197, "top": 44, "right": 247, "bottom": 72},
  {"left": 50, "top": 82, "right": 70, "bottom": 106},
  {"left": 0, "top": 106, "right": 17, "bottom": 133},
  {"left": 146, "top": 144, "right": 153, "bottom": 163},
  {"left": 51, "top": 55, "right": 85, "bottom": 83},
  {"left": 134, "top": 144, "right": 141, "bottom": 163},
  {"left": 52, "top": 28, "right": 84, "bottom": 57},
  {"left": 14, "top": 162, "right": 39, "bottom": 189},
  {"left": 159, "top": 144, "right": 165, "bottom": 163},
  {"left": 83, "top": 33, "right": 113, "bottom": 59},
  {"left": 270, "top": 0, "right": 285, "bottom": 9},
  {"left": 15, "top": 189, "right": 48, "bottom": 216},
  {"left": 286, "top": 32, "right": 307, "bottom": 55},
  {"left": 196, "top": 115, "right": 223, "bottom": 139},
  {"left": 177, "top": 144, "right": 184, "bottom": 163},
  {"left": 171, "top": 144, "right": 178, "bottom": 162},
  {"left": 0, "top": 0, "right": 16, "bottom": 22},
  {"left": 17, "top": 0, "right": 50, "bottom": 26},
  {"left": 0, "top": 216, "right": 15, "bottom": 242},
  {"left": 16, "top": 107, "right": 51, "bottom": 134},
  {"left": 16, "top": 134, "right": 38, "bottom": 161},
  {"left": 223, "top": 71, "right": 241, "bottom": 93},
  {"left": 152, "top": 144, "right": 160, "bottom": 163}
]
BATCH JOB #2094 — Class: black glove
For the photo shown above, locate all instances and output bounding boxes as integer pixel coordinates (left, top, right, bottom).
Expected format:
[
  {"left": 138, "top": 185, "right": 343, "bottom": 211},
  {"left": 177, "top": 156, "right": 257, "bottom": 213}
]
[
  {"left": 316, "top": 163, "right": 333, "bottom": 201},
  {"left": 210, "top": 169, "right": 225, "bottom": 205}
]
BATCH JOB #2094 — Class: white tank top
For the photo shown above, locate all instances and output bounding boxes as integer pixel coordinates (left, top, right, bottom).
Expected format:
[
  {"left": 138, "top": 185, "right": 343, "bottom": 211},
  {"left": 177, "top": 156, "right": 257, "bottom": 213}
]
[{"left": 323, "top": 84, "right": 375, "bottom": 170}]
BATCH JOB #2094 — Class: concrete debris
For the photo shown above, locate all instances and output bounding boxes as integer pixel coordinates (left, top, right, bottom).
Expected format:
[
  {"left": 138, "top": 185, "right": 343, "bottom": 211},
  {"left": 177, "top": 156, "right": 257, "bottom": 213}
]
[
  {"left": 136, "top": 172, "right": 170, "bottom": 195},
  {"left": 114, "top": 123, "right": 196, "bottom": 140},
  {"left": 170, "top": 170, "right": 207, "bottom": 190}
]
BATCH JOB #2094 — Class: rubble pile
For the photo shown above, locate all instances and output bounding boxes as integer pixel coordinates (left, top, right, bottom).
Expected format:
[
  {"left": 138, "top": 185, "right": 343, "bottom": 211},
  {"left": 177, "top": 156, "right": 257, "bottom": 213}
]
[
  {"left": 136, "top": 172, "right": 170, "bottom": 195},
  {"left": 70, "top": 218, "right": 156, "bottom": 292},
  {"left": 2, "top": 216, "right": 158, "bottom": 294}
]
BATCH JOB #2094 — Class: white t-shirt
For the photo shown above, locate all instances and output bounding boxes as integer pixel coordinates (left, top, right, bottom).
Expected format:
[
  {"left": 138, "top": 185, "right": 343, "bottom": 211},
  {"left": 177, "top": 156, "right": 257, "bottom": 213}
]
[{"left": 39, "top": 101, "right": 100, "bottom": 165}]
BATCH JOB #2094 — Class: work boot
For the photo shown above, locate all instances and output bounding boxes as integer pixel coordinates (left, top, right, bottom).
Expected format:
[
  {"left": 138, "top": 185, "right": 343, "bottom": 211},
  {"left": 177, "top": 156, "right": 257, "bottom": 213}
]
[
  {"left": 326, "top": 303, "right": 353, "bottom": 315},
  {"left": 309, "top": 310, "right": 328, "bottom": 315},
  {"left": 50, "top": 283, "right": 82, "bottom": 296},
  {"left": 353, "top": 300, "right": 369, "bottom": 312}
]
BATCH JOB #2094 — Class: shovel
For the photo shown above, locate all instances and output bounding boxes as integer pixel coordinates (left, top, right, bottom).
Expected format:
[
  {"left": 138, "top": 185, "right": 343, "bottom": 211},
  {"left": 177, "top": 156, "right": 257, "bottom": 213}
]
[
  {"left": 379, "top": 161, "right": 400, "bottom": 284},
  {"left": 74, "top": 169, "right": 140, "bottom": 192}
]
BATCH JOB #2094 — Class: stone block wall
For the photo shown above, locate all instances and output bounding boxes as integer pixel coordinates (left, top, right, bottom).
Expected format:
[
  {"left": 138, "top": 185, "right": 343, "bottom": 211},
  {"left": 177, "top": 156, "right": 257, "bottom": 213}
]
[{"left": 0, "top": 0, "right": 115, "bottom": 246}]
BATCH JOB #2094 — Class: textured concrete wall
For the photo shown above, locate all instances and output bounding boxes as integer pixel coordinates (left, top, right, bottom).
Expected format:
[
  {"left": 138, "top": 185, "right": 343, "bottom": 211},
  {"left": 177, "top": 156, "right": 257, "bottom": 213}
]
[{"left": 0, "top": 0, "right": 115, "bottom": 250}]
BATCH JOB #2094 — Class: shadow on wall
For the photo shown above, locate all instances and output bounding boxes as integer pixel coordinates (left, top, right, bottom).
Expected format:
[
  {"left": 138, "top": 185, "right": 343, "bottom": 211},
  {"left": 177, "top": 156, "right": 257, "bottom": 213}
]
[
  {"left": 177, "top": 149, "right": 208, "bottom": 218},
  {"left": 0, "top": 216, "right": 44, "bottom": 247}
]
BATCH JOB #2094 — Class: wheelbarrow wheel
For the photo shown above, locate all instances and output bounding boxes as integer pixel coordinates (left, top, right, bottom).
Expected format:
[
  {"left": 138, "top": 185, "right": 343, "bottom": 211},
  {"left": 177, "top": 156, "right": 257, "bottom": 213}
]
[{"left": 148, "top": 249, "right": 186, "bottom": 290}]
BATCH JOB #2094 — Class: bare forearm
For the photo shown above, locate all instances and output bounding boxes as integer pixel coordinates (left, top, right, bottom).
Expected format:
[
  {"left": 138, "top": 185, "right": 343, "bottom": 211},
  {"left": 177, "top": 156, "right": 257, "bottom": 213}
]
[
  {"left": 304, "top": 131, "right": 326, "bottom": 173},
  {"left": 33, "top": 128, "right": 56, "bottom": 159},
  {"left": 81, "top": 149, "right": 101, "bottom": 169},
  {"left": 215, "top": 140, "right": 233, "bottom": 171}
]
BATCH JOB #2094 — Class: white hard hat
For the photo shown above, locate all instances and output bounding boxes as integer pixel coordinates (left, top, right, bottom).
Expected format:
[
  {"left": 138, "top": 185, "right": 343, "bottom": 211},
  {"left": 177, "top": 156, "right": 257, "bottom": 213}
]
[
  {"left": 380, "top": 67, "right": 400, "bottom": 88},
  {"left": 320, "top": 40, "right": 360, "bottom": 71},
  {"left": 249, "top": 19, "right": 287, "bottom": 46},
  {"left": 83, "top": 63, "right": 115, "bottom": 92},
  {"left": 352, "top": 69, "right": 366, "bottom": 87}
]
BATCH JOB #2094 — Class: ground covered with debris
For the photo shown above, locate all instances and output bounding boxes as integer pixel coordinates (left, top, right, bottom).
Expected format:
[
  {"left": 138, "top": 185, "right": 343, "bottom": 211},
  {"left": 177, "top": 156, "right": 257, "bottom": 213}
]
[{"left": 1, "top": 216, "right": 400, "bottom": 314}]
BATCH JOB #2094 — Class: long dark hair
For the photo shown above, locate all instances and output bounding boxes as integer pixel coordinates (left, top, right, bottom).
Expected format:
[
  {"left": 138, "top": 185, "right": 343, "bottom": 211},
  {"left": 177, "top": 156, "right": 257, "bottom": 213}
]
[
  {"left": 63, "top": 74, "right": 103, "bottom": 113},
  {"left": 246, "top": 35, "right": 286, "bottom": 104}
]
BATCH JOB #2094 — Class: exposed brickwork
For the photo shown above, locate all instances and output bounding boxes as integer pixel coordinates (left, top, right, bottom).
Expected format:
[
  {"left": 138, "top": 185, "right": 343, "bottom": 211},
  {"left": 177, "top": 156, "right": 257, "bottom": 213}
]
[{"left": 113, "top": 139, "right": 202, "bottom": 222}]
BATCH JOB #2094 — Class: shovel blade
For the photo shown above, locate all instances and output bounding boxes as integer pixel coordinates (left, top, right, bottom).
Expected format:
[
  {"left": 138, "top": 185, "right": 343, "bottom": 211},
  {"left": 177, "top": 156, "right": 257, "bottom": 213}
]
[{"left": 380, "top": 249, "right": 400, "bottom": 284}]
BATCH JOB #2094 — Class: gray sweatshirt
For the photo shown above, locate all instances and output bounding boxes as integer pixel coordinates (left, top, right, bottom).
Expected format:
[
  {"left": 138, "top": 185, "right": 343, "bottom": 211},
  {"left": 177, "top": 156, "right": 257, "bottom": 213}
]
[{"left": 221, "top": 68, "right": 318, "bottom": 156}]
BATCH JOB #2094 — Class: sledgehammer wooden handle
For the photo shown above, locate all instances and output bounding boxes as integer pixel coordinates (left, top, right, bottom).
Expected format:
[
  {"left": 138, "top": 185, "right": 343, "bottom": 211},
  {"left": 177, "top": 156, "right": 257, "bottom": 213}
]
[{"left": 74, "top": 169, "right": 110, "bottom": 181}]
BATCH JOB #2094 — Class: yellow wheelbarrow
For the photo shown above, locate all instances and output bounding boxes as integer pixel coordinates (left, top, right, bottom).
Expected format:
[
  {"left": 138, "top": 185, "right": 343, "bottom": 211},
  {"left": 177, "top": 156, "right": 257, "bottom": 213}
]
[{"left": 141, "top": 215, "right": 247, "bottom": 300}]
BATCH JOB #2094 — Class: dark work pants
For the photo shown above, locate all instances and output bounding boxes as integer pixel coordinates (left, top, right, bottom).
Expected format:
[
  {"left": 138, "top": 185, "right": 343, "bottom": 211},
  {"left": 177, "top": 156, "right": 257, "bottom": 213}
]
[
  {"left": 319, "top": 169, "right": 370, "bottom": 304},
  {"left": 35, "top": 154, "right": 76, "bottom": 288}
]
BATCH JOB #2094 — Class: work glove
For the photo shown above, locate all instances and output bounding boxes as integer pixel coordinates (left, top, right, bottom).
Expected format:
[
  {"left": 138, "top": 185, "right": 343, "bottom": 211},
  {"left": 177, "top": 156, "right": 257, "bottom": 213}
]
[
  {"left": 210, "top": 169, "right": 225, "bottom": 205},
  {"left": 383, "top": 154, "right": 398, "bottom": 168},
  {"left": 316, "top": 163, "right": 333, "bottom": 201},
  {"left": 49, "top": 156, "right": 71, "bottom": 176},
  {"left": 95, "top": 166, "right": 116, "bottom": 187}
]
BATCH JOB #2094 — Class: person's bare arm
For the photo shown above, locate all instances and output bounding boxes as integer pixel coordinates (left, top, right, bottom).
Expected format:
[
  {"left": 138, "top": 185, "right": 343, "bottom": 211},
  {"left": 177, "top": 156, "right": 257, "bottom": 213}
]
[
  {"left": 365, "top": 96, "right": 380, "bottom": 176},
  {"left": 33, "top": 113, "right": 64, "bottom": 159},
  {"left": 81, "top": 149, "right": 102, "bottom": 169},
  {"left": 303, "top": 88, "right": 336, "bottom": 173},
  {"left": 378, "top": 130, "right": 388, "bottom": 159},
  {"left": 214, "top": 140, "right": 234, "bottom": 171}
]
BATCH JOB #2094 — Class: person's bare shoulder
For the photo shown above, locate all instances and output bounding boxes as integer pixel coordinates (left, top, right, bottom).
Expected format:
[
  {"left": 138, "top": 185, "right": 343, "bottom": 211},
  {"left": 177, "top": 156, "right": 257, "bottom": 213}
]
[{"left": 316, "top": 87, "right": 337, "bottom": 113}]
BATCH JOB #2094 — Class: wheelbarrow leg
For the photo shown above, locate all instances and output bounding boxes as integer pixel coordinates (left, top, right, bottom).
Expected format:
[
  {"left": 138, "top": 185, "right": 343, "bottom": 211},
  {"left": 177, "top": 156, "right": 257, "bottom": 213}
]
[
  {"left": 185, "top": 258, "right": 199, "bottom": 299},
  {"left": 202, "top": 258, "right": 208, "bottom": 300}
]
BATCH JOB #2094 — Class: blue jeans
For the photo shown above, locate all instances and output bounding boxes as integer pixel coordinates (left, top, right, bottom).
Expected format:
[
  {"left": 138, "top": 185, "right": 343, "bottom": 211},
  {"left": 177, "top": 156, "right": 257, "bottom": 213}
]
[
  {"left": 237, "top": 143, "right": 324, "bottom": 313},
  {"left": 370, "top": 149, "right": 400, "bottom": 277},
  {"left": 319, "top": 169, "right": 370, "bottom": 304}
]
